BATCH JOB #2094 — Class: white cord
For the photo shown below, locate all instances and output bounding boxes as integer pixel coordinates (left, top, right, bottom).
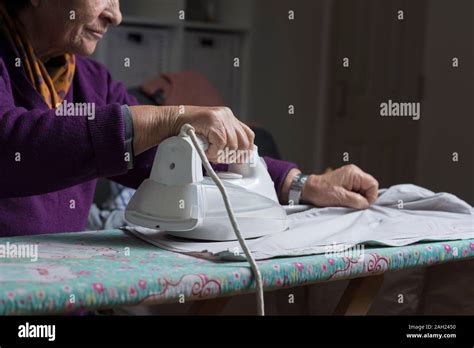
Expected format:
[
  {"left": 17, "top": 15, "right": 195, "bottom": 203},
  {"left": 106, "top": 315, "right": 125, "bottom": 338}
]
[{"left": 182, "top": 124, "right": 265, "bottom": 316}]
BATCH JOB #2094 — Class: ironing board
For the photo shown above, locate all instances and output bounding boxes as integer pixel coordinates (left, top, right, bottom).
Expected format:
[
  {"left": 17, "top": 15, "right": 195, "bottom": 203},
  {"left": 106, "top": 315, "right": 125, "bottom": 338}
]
[{"left": 0, "top": 229, "right": 473, "bottom": 315}]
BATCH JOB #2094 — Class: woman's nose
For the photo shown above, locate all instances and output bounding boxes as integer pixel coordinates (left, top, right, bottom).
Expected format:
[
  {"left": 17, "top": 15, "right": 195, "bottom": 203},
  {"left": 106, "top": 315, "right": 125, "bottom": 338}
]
[{"left": 102, "top": 0, "right": 123, "bottom": 26}]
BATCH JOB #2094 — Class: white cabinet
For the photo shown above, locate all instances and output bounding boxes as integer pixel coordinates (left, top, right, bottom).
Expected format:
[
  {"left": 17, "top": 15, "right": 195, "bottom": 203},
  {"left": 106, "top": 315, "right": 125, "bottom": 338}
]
[
  {"left": 92, "top": 0, "right": 254, "bottom": 115},
  {"left": 93, "top": 21, "right": 247, "bottom": 116},
  {"left": 183, "top": 30, "right": 243, "bottom": 113},
  {"left": 93, "top": 26, "right": 171, "bottom": 88}
]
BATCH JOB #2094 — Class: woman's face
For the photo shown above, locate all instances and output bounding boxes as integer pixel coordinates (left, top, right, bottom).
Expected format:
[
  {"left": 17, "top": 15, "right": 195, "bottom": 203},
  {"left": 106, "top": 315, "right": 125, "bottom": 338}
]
[{"left": 32, "top": 0, "right": 122, "bottom": 56}]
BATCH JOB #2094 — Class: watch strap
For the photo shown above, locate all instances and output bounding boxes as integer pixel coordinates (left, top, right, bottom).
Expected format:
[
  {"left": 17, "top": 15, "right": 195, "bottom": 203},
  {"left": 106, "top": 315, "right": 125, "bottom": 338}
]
[{"left": 288, "top": 174, "right": 309, "bottom": 205}]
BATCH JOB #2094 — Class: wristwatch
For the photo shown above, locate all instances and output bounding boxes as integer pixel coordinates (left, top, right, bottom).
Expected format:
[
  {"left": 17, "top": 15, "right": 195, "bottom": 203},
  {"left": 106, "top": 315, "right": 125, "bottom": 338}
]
[{"left": 288, "top": 173, "right": 309, "bottom": 205}]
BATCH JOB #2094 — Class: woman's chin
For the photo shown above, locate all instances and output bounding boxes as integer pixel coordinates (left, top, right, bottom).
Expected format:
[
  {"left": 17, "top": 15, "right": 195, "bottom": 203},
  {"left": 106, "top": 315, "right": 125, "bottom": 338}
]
[{"left": 74, "top": 42, "right": 99, "bottom": 57}]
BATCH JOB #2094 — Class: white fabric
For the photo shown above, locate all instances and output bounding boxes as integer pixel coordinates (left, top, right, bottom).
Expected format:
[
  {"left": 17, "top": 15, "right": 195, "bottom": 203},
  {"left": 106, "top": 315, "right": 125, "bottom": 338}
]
[{"left": 124, "top": 184, "right": 474, "bottom": 260}]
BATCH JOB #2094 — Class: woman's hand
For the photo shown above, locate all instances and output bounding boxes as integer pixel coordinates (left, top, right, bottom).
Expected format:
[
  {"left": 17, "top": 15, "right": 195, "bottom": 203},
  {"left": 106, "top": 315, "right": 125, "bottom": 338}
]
[
  {"left": 170, "top": 106, "right": 255, "bottom": 163},
  {"left": 129, "top": 105, "right": 255, "bottom": 161},
  {"left": 282, "top": 165, "right": 379, "bottom": 209}
]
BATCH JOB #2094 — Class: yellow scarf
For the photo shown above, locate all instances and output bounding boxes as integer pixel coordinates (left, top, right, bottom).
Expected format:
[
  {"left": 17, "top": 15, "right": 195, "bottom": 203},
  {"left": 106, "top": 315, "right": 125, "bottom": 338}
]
[{"left": 0, "top": 6, "right": 75, "bottom": 109}]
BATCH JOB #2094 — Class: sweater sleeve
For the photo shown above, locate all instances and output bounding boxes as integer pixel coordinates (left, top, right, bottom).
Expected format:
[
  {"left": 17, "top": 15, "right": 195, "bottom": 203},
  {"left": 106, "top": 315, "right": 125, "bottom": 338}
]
[
  {"left": 263, "top": 156, "right": 298, "bottom": 195},
  {"left": 103, "top": 71, "right": 157, "bottom": 189},
  {"left": 0, "top": 59, "right": 129, "bottom": 199}
]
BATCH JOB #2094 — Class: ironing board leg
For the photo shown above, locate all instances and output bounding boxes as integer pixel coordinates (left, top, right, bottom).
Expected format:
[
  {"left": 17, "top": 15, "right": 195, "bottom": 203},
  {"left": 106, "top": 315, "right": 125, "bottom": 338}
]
[
  {"left": 189, "top": 274, "right": 384, "bottom": 315},
  {"left": 189, "top": 297, "right": 231, "bottom": 315},
  {"left": 333, "top": 274, "right": 385, "bottom": 315}
]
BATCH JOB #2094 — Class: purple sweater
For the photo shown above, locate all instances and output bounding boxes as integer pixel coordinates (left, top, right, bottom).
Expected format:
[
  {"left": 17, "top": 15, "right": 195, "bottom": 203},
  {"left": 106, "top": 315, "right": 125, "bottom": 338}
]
[{"left": 0, "top": 42, "right": 297, "bottom": 237}]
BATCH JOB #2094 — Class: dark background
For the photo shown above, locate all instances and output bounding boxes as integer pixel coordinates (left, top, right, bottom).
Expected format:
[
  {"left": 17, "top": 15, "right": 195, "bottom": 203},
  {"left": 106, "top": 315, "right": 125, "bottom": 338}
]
[{"left": 93, "top": 0, "right": 473, "bottom": 204}]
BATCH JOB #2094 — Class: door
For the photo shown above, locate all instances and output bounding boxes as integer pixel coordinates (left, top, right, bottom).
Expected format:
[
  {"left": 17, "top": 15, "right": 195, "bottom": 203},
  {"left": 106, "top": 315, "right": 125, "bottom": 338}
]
[{"left": 324, "top": 0, "right": 427, "bottom": 188}]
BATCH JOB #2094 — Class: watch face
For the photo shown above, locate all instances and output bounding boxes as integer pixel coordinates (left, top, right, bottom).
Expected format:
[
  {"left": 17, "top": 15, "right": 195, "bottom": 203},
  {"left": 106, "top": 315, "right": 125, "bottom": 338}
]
[
  {"left": 294, "top": 174, "right": 308, "bottom": 188},
  {"left": 300, "top": 175, "right": 309, "bottom": 184},
  {"left": 289, "top": 175, "right": 309, "bottom": 205}
]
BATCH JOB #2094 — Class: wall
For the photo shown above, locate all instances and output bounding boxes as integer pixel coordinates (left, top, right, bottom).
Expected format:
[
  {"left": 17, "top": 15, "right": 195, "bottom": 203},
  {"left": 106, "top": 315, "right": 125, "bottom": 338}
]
[
  {"left": 119, "top": 0, "right": 254, "bottom": 27},
  {"left": 119, "top": 0, "right": 185, "bottom": 22},
  {"left": 246, "top": 0, "right": 329, "bottom": 173},
  {"left": 416, "top": 0, "right": 473, "bottom": 203},
  {"left": 117, "top": 0, "right": 328, "bottom": 173}
]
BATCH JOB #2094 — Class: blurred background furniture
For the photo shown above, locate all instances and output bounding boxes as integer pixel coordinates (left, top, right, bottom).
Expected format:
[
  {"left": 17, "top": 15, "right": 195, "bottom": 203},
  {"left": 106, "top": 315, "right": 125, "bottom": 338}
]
[{"left": 92, "top": 0, "right": 473, "bottom": 205}]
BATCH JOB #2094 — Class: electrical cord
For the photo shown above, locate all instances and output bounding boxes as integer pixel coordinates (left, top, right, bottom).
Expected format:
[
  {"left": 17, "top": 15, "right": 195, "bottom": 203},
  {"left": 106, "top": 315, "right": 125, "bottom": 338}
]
[{"left": 182, "top": 124, "right": 265, "bottom": 316}]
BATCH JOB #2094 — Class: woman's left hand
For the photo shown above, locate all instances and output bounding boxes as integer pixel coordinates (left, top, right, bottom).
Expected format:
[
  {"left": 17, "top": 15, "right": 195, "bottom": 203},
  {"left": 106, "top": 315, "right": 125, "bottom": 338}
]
[{"left": 281, "top": 165, "right": 379, "bottom": 209}]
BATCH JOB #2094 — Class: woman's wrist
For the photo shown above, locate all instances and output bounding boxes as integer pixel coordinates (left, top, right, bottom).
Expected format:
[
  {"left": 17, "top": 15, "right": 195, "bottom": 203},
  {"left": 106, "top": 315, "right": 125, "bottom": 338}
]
[
  {"left": 300, "top": 174, "right": 320, "bottom": 204},
  {"left": 130, "top": 105, "right": 179, "bottom": 155},
  {"left": 279, "top": 168, "right": 302, "bottom": 204}
]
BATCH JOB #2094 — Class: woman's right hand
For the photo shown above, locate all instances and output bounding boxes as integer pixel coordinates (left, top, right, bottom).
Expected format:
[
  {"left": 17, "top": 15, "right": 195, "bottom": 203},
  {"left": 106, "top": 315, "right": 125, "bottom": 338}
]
[{"left": 129, "top": 105, "right": 255, "bottom": 162}]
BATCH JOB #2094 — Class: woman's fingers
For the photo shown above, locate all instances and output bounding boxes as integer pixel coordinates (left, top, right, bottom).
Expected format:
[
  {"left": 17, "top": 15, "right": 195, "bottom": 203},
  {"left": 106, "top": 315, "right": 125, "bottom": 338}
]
[
  {"left": 172, "top": 105, "right": 255, "bottom": 163},
  {"left": 212, "top": 109, "right": 254, "bottom": 163},
  {"left": 340, "top": 164, "right": 379, "bottom": 205},
  {"left": 240, "top": 122, "right": 255, "bottom": 148},
  {"left": 235, "top": 126, "right": 250, "bottom": 151},
  {"left": 338, "top": 187, "right": 370, "bottom": 209},
  {"left": 206, "top": 127, "right": 227, "bottom": 162},
  {"left": 233, "top": 126, "right": 251, "bottom": 163},
  {"left": 225, "top": 128, "right": 239, "bottom": 152},
  {"left": 359, "top": 173, "right": 379, "bottom": 204},
  {"left": 303, "top": 165, "right": 379, "bottom": 209}
]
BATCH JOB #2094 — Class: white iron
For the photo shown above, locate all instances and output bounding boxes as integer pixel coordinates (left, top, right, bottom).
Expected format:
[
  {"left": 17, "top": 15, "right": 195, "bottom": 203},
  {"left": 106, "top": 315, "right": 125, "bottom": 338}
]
[{"left": 125, "top": 128, "right": 289, "bottom": 241}]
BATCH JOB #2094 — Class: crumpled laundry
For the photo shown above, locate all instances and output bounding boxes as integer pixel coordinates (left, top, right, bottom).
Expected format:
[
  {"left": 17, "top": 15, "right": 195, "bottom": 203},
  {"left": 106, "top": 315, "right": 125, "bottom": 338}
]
[{"left": 123, "top": 184, "right": 474, "bottom": 260}]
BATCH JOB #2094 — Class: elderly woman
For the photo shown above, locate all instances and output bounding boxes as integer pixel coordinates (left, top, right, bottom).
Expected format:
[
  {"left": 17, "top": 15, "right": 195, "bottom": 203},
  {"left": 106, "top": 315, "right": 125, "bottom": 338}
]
[{"left": 0, "top": 0, "right": 379, "bottom": 237}]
